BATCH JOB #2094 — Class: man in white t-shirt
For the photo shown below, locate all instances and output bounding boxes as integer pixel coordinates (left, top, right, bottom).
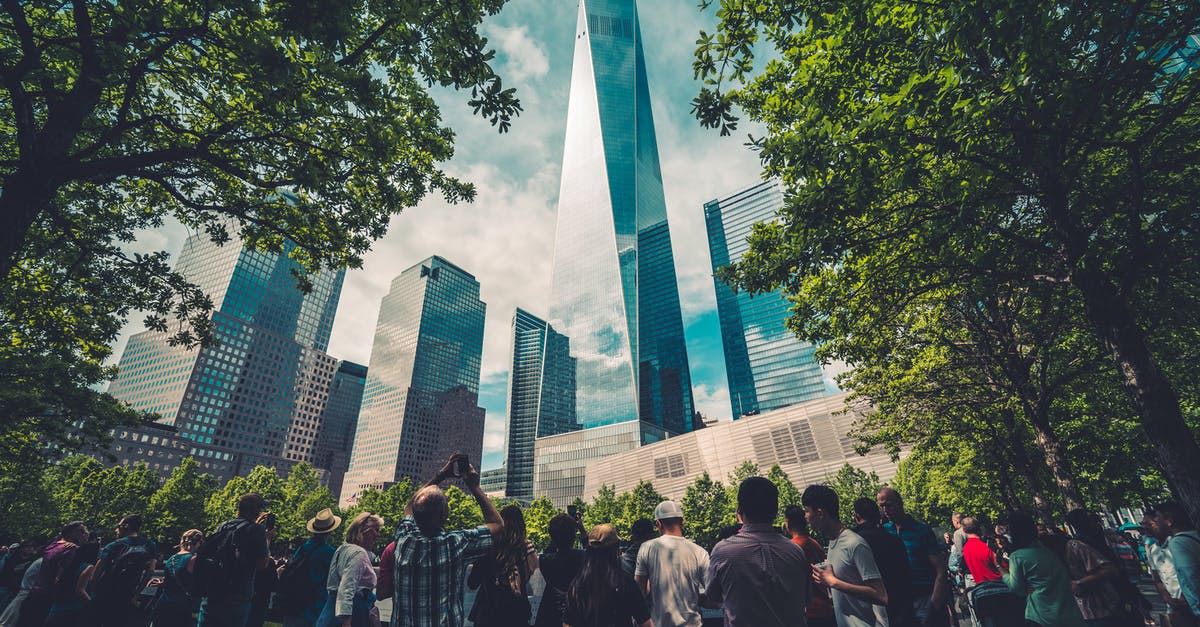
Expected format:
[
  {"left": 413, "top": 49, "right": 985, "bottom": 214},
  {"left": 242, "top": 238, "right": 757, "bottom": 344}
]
[
  {"left": 634, "top": 500, "right": 711, "bottom": 627},
  {"left": 802, "top": 484, "right": 889, "bottom": 627}
]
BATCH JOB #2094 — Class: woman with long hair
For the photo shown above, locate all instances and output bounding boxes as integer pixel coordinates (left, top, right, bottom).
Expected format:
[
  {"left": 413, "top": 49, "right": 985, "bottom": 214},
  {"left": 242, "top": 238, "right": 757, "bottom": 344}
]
[
  {"left": 317, "top": 512, "right": 383, "bottom": 627},
  {"left": 468, "top": 505, "right": 538, "bottom": 626},
  {"left": 152, "top": 529, "right": 204, "bottom": 627},
  {"left": 564, "top": 525, "right": 650, "bottom": 627},
  {"left": 1000, "top": 511, "right": 1085, "bottom": 627},
  {"left": 43, "top": 542, "right": 100, "bottom": 627}
]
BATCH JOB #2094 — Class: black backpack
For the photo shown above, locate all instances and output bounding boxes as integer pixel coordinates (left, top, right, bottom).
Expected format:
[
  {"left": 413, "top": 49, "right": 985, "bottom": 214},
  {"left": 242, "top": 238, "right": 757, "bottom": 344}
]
[
  {"left": 273, "top": 543, "right": 318, "bottom": 614},
  {"left": 94, "top": 539, "right": 155, "bottom": 601},
  {"left": 192, "top": 520, "right": 249, "bottom": 597}
]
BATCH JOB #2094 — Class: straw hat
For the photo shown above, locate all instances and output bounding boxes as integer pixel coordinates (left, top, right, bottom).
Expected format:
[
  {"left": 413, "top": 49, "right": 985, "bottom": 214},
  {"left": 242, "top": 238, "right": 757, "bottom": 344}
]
[{"left": 306, "top": 508, "right": 342, "bottom": 534}]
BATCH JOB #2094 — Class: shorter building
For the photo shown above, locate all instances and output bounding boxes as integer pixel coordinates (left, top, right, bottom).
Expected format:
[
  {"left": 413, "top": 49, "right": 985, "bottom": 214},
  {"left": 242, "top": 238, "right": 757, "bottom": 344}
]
[
  {"left": 107, "top": 422, "right": 239, "bottom": 482},
  {"left": 480, "top": 467, "right": 507, "bottom": 499},
  {"left": 582, "top": 393, "right": 899, "bottom": 501},
  {"left": 534, "top": 420, "right": 670, "bottom": 508},
  {"left": 312, "top": 361, "right": 367, "bottom": 501}
]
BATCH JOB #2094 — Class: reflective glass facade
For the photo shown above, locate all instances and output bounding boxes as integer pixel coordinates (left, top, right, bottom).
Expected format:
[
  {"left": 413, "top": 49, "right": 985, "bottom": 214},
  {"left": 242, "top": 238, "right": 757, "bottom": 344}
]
[
  {"left": 341, "top": 257, "right": 486, "bottom": 504},
  {"left": 108, "top": 233, "right": 350, "bottom": 482},
  {"left": 313, "top": 361, "right": 367, "bottom": 501},
  {"left": 504, "top": 308, "right": 577, "bottom": 502},
  {"left": 548, "top": 0, "right": 694, "bottom": 438},
  {"left": 704, "top": 181, "right": 827, "bottom": 418}
]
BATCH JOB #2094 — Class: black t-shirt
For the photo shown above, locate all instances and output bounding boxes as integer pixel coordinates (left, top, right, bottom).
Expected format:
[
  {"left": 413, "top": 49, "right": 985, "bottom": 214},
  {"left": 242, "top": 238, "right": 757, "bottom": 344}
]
[
  {"left": 533, "top": 548, "right": 584, "bottom": 627},
  {"left": 213, "top": 519, "right": 268, "bottom": 598},
  {"left": 562, "top": 573, "right": 649, "bottom": 627},
  {"left": 853, "top": 524, "right": 914, "bottom": 619}
]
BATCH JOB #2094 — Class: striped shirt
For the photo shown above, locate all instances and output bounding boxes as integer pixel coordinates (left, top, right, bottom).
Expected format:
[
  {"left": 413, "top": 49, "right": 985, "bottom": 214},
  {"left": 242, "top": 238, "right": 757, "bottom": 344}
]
[
  {"left": 391, "top": 516, "right": 493, "bottom": 627},
  {"left": 884, "top": 515, "right": 944, "bottom": 593}
]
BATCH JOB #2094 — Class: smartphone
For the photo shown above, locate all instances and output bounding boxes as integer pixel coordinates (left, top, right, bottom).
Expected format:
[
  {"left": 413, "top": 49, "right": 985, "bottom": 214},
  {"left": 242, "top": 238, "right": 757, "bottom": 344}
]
[
  {"left": 263, "top": 512, "right": 277, "bottom": 530},
  {"left": 453, "top": 455, "right": 469, "bottom": 477},
  {"left": 567, "top": 504, "right": 578, "bottom": 519}
]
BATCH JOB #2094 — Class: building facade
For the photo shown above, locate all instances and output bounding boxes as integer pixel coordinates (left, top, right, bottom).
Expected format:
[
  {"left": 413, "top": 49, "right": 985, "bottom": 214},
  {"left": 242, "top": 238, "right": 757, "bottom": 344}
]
[
  {"left": 107, "top": 232, "right": 350, "bottom": 482},
  {"left": 538, "top": 0, "right": 694, "bottom": 504},
  {"left": 503, "top": 308, "right": 577, "bottom": 503},
  {"left": 704, "top": 180, "right": 828, "bottom": 418},
  {"left": 583, "top": 393, "right": 899, "bottom": 501},
  {"left": 312, "top": 361, "right": 367, "bottom": 500},
  {"left": 340, "top": 256, "right": 487, "bottom": 505},
  {"left": 535, "top": 420, "right": 669, "bottom": 508}
]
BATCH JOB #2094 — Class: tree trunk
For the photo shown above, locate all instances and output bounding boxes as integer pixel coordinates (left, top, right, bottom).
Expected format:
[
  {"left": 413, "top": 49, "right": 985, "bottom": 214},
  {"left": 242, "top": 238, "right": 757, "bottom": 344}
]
[
  {"left": 1021, "top": 401, "right": 1087, "bottom": 512},
  {"left": 0, "top": 169, "right": 54, "bottom": 278},
  {"left": 999, "top": 409, "right": 1058, "bottom": 525},
  {"left": 1071, "top": 265, "right": 1200, "bottom": 525}
]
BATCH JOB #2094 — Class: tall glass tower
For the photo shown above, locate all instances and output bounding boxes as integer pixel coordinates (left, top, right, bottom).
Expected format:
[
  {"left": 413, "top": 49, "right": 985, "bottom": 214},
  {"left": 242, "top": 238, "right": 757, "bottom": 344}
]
[
  {"left": 547, "top": 0, "right": 694, "bottom": 439},
  {"left": 108, "top": 231, "right": 348, "bottom": 480},
  {"left": 705, "top": 180, "right": 827, "bottom": 418},
  {"left": 340, "top": 256, "right": 486, "bottom": 504},
  {"left": 504, "top": 308, "right": 577, "bottom": 502}
]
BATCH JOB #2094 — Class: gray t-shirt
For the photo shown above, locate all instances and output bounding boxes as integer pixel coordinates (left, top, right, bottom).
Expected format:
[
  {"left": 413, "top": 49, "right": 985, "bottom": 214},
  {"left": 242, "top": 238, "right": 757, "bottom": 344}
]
[
  {"left": 635, "top": 534, "right": 710, "bottom": 627},
  {"left": 826, "top": 528, "right": 886, "bottom": 627}
]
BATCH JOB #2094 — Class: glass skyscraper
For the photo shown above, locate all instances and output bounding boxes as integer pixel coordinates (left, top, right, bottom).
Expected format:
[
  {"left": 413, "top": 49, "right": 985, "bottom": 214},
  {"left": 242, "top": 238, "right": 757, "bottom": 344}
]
[
  {"left": 312, "top": 360, "right": 367, "bottom": 501},
  {"left": 547, "top": 0, "right": 694, "bottom": 437},
  {"left": 340, "top": 256, "right": 486, "bottom": 504},
  {"left": 503, "top": 308, "right": 577, "bottom": 502},
  {"left": 705, "top": 180, "right": 827, "bottom": 418},
  {"left": 108, "top": 231, "right": 351, "bottom": 481}
]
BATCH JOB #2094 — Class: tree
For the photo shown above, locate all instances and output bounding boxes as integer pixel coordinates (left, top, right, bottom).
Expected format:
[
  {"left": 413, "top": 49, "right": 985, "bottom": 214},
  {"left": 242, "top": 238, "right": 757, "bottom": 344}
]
[
  {"left": 618, "top": 481, "right": 664, "bottom": 539},
  {"left": 1, "top": 0, "right": 521, "bottom": 454},
  {"left": 274, "top": 463, "right": 336, "bottom": 545},
  {"left": 445, "top": 485, "right": 483, "bottom": 532},
  {"left": 0, "top": 430, "right": 55, "bottom": 542},
  {"left": 694, "top": 0, "right": 1200, "bottom": 521},
  {"left": 524, "top": 496, "right": 558, "bottom": 551},
  {"left": 825, "top": 464, "right": 885, "bottom": 527},
  {"left": 766, "top": 465, "right": 802, "bottom": 526},
  {"left": 46, "top": 457, "right": 160, "bottom": 532},
  {"left": 681, "top": 472, "right": 733, "bottom": 551},
  {"left": 584, "top": 485, "right": 623, "bottom": 531},
  {"left": 145, "top": 457, "right": 217, "bottom": 543},
  {"left": 340, "top": 478, "right": 415, "bottom": 547}
]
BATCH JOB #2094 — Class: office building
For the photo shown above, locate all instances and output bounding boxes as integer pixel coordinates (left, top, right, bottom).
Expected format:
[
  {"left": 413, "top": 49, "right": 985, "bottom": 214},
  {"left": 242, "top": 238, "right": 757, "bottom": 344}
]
[
  {"left": 312, "top": 361, "right": 367, "bottom": 501},
  {"left": 107, "top": 230, "right": 350, "bottom": 481},
  {"left": 583, "top": 393, "right": 899, "bottom": 501},
  {"left": 503, "top": 309, "right": 577, "bottom": 502},
  {"left": 704, "top": 180, "right": 827, "bottom": 418},
  {"left": 538, "top": 0, "right": 694, "bottom": 503},
  {"left": 340, "top": 256, "right": 486, "bottom": 505},
  {"left": 481, "top": 467, "right": 508, "bottom": 498}
]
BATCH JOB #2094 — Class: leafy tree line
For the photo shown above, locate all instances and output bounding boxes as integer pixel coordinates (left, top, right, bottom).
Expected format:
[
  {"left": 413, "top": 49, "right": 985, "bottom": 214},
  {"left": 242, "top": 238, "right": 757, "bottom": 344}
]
[
  {"left": 692, "top": 0, "right": 1200, "bottom": 522},
  {"left": 0, "top": 454, "right": 888, "bottom": 553}
]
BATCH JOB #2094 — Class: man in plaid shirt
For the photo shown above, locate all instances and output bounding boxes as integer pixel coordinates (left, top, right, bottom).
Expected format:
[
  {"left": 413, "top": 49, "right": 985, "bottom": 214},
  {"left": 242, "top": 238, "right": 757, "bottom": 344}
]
[{"left": 385, "top": 454, "right": 503, "bottom": 627}]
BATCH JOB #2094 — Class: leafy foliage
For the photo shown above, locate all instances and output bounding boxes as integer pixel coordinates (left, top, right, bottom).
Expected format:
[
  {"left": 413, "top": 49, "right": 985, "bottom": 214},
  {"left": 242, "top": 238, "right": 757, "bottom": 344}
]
[
  {"left": 145, "top": 457, "right": 217, "bottom": 544},
  {"left": 523, "top": 496, "right": 558, "bottom": 551},
  {"left": 681, "top": 472, "right": 733, "bottom": 551},
  {"left": 825, "top": 464, "right": 885, "bottom": 527}
]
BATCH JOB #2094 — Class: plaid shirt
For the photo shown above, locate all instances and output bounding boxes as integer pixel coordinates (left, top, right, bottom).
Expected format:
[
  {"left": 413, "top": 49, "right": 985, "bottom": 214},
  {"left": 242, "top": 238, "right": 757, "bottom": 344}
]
[{"left": 391, "top": 516, "right": 492, "bottom": 627}]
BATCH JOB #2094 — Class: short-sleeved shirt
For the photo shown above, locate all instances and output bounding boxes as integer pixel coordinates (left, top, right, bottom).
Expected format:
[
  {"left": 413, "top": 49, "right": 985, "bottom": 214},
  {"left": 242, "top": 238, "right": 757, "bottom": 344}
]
[
  {"left": 1002, "top": 542, "right": 1085, "bottom": 627},
  {"left": 1064, "top": 540, "right": 1120, "bottom": 620},
  {"left": 97, "top": 535, "right": 157, "bottom": 597},
  {"left": 32, "top": 541, "right": 78, "bottom": 593},
  {"left": 852, "top": 523, "right": 912, "bottom": 622},
  {"left": 704, "top": 523, "right": 810, "bottom": 627},
  {"left": 1168, "top": 530, "right": 1200, "bottom": 616},
  {"left": 563, "top": 572, "right": 650, "bottom": 627},
  {"left": 791, "top": 535, "right": 833, "bottom": 619},
  {"left": 1145, "top": 538, "right": 1180, "bottom": 599},
  {"left": 634, "top": 535, "right": 710, "bottom": 627},
  {"left": 391, "top": 516, "right": 493, "bottom": 627},
  {"left": 962, "top": 537, "right": 1003, "bottom": 584},
  {"left": 156, "top": 552, "right": 196, "bottom": 608},
  {"left": 283, "top": 538, "right": 336, "bottom": 622},
  {"left": 826, "top": 528, "right": 884, "bottom": 627},
  {"left": 534, "top": 548, "right": 584, "bottom": 627},
  {"left": 883, "top": 515, "right": 943, "bottom": 593}
]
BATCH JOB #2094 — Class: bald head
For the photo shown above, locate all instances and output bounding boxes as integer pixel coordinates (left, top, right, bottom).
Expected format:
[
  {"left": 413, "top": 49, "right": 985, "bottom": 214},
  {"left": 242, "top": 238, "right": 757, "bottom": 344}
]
[
  {"left": 962, "top": 517, "right": 982, "bottom": 536},
  {"left": 412, "top": 485, "right": 449, "bottom": 536},
  {"left": 876, "top": 487, "right": 905, "bottom": 522}
]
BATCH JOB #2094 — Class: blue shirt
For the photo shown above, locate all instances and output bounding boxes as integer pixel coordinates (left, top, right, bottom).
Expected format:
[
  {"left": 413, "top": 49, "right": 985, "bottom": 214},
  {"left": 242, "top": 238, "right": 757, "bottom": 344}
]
[
  {"left": 1168, "top": 530, "right": 1200, "bottom": 616},
  {"left": 883, "top": 515, "right": 943, "bottom": 593},
  {"left": 287, "top": 538, "right": 336, "bottom": 623}
]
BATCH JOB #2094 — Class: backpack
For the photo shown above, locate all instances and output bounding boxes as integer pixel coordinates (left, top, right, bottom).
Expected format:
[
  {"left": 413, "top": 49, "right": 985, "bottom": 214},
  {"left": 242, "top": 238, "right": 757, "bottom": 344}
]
[
  {"left": 94, "top": 539, "right": 155, "bottom": 601},
  {"left": 273, "top": 543, "right": 317, "bottom": 614},
  {"left": 192, "top": 520, "right": 249, "bottom": 597}
]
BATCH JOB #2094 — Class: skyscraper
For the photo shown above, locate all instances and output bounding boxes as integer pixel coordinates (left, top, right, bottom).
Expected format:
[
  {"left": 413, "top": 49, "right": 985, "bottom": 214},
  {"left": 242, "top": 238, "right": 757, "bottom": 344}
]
[
  {"left": 340, "top": 256, "right": 486, "bottom": 505},
  {"left": 312, "top": 360, "right": 367, "bottom": 501},
  {"left": 538, "top": 0, "right": 695, "bottom": 504},
  {"left": 107, "top": 231, "right": 348, "bottom": 480},
  {"left": 503, "top": 308, "right": 576, "bottom": 502},
  {"left": 704, "top": 180, "right": 827, "bottom": 418}
]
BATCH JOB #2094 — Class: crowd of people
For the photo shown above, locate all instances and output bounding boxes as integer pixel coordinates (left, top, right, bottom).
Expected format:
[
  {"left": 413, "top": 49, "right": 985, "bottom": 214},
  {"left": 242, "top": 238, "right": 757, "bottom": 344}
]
[{"left": 0, "top": 453, "right": 1197, "bottom": 627}]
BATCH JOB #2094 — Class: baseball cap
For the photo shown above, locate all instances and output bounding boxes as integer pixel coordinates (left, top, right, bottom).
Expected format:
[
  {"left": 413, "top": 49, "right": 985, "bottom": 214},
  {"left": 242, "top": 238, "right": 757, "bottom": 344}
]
[
  {"left": 587, "top": 524, "right": 619, "bottom": 549},
  {"left": 654, "top": 500, "right": 684, "bottom": 521}
]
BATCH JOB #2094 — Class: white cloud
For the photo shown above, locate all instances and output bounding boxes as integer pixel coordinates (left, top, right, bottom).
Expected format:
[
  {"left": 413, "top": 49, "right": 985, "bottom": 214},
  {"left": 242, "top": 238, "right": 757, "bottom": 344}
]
[
  {"left": 483, "top": 410, "right": 507, "bottom": 454},
  {"left": 489, "top": 24, "right": 550, "bottom": 84},
  {"left": 692, "top": 382, "right": 731, "bottom": 423}
]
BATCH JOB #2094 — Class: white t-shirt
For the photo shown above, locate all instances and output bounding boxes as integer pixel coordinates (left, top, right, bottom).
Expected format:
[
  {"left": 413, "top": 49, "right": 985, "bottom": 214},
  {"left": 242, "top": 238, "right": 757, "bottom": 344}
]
[
  {"left": 826, "top": 527, "right": 887, "bottom": 627},
  {"left": 634, "top": 534, "right": 710, "bottom": 627},
  {"left": 1146, "top": 539, "right": 1181, "bottom": 599}
]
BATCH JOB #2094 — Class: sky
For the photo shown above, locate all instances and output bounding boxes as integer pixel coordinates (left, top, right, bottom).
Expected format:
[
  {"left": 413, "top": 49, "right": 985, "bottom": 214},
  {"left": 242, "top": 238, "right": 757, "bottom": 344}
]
[{"left": 109, "top": 0, "right": 840, "bottom": 471}]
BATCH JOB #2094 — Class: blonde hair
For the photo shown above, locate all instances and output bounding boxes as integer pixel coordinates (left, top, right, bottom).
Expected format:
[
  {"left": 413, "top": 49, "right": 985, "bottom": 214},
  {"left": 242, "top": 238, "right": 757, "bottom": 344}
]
[
  {"left": 180, "top": 529, "right": 204, "bottom": 552},
  {"left": 345, "top": 512, "right": 384, "bottom": 547}
]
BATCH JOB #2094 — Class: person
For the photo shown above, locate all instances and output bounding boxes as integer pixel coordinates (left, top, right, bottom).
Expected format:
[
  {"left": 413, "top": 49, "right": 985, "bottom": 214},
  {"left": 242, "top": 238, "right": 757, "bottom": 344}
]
[
  {"left": 43, "top": 541, "right": 100, "bottom": 627},
  {"left": 0, "top": 552, "right": 40, "bottom": 627},
  {"left": 851, "top": 498, "right": 914, "bottom": 627},
  {"left": 877, "top": 487, "right": 949, "bottom": 626},
  {"left": 1062, "top": 509, "right": 1130, "bottom": 627},
  {"left": 317, "top": 512, "right": 383, "bottom": 627},
  {"left": 1153, "top": 501, "right": 1200, "bottom": 619},
  {"left": 278, "top": 508, "right": 341, "bottom": 627},
  {"left": 705, "top": 476, "right": 809, "bottom": 626},
  {"left": 0, "top": 539, "right": 42, "bottom": 612},
  {"left": 92, "top": 514, "right": 158, "bottom": 627},
  {"left": 959, "top": 517, "right": 1023, "bottom": 627},
  {"left": 949, "top": 513, "right": 966, "bottom": 578},
  {"left": 17, "top": 521, "right": 88, "bottom": 627},
  {"left": 564, "top": 524, "right": 651, "bottom": 627},
  {"left": 784, "top": 505, "right": 836, "bottom": 627},
  {"left": 803, "top": 484, "right": 887, "bottom": 627},
  {"left": 1141, "top": 507, "right": 1192, "bottom": 627},
  {"left": 468, "top": 504, "right": 538, "bottom": 627},
  {"left": 533, "top": 513, "right": 586, "bottom": 627},
  {"left": 633, "top": 500, "right": 710, "bottom": 627},
  {"left": 151, "top": 529, "right": 205, "bottom": 627},
  {"left": 198, "top": 492, "right": 270, "bottom": 627},
  {"left": 622, "top": 519, "right": 656, "bottom": 579},
  {"left": 246, "top": 511, "right": 281, "bottom": 627},
  {"left": 389, "top": 453, "right": 503, "bottom": 627},
  {"left": 999, "top": 511, "right": 1085, "bottom": 627}
]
